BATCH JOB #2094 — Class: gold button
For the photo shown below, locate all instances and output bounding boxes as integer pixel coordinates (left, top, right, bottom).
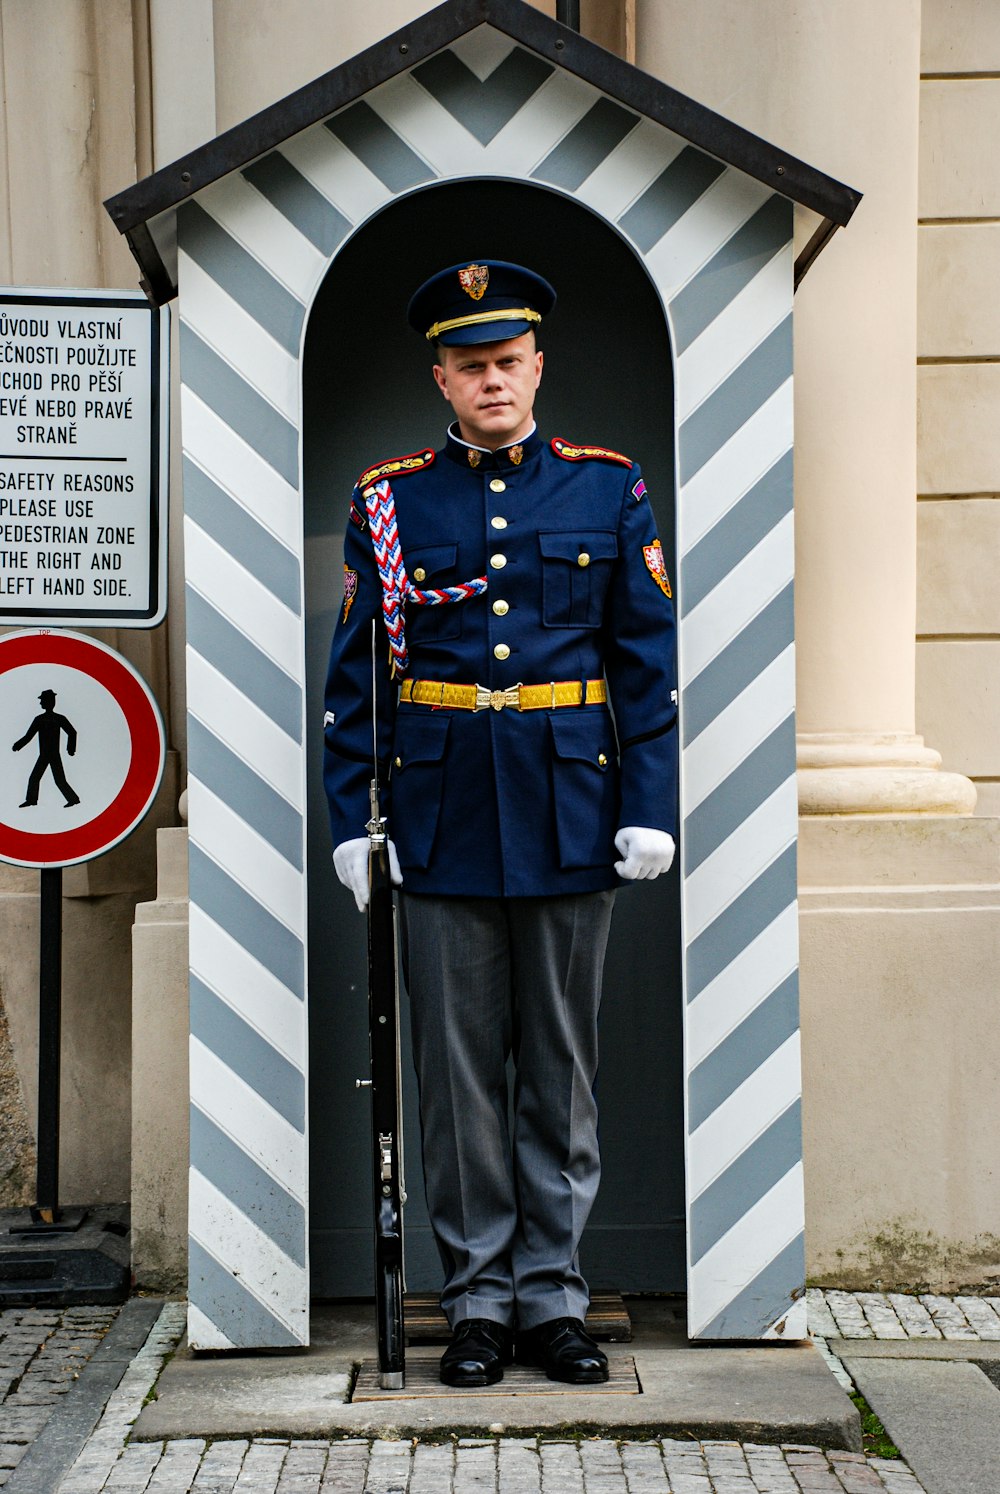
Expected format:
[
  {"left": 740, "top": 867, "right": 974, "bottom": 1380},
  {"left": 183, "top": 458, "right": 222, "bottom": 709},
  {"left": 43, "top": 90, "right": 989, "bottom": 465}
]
[
  {"left": 413, "top": 566, "right": 426, "bottom": 582},
  {"left": 494, "top": 643, "right": 510, "bottom": 660},
  {"left": 598, "top": 753, "right": 608, "bottom": 767},
  {"left": 491, "top": 516, "right": 507, "bottom": 529},
  {"left": 490, "top": 479, "right": 506, "bottom": 493},
  {"left": 492, "top": 599, "right": 509, "bottom": 616},
  {"left": 577, "top": 552, "right": 590, "bottom": 568},
  {"left": 490, "top": 554, "right": 507, "bottom": 570},
  {"left": 394, "top": 756, "right": 402, "bottom": 768}
]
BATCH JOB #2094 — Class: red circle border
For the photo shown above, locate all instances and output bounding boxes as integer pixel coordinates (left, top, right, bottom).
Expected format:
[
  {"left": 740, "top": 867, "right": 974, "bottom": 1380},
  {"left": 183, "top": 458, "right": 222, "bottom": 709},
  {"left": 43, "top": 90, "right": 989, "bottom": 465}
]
[{"left": 0, "top": 632, "right": 165, "bottom": 867}]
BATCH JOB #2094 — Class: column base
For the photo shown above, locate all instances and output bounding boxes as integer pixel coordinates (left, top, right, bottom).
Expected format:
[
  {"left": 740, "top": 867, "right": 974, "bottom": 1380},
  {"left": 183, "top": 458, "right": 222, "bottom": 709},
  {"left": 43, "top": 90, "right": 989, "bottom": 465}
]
[{"left": 797, "top": 733, "right": 977, "bottom": 815}]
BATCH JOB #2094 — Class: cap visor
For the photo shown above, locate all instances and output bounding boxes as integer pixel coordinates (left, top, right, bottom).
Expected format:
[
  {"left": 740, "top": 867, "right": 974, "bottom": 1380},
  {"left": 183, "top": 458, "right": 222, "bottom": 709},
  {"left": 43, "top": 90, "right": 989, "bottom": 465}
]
[{"left": 436, "top": 317, "right": 535, "bottom": 347}]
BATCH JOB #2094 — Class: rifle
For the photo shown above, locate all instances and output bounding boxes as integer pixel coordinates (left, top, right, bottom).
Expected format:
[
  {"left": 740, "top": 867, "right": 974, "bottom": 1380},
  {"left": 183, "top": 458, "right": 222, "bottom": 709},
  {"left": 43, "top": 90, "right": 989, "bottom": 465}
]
[{"left": 362, "top": 626, "right": 405, "bottom": 1389}]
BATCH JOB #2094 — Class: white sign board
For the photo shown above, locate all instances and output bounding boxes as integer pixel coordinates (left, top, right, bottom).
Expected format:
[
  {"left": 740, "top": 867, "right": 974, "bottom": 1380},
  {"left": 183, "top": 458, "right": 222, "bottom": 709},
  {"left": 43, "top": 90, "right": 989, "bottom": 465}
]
[{"left": 0, "top": 288, "right": 169, "bottom": 627}]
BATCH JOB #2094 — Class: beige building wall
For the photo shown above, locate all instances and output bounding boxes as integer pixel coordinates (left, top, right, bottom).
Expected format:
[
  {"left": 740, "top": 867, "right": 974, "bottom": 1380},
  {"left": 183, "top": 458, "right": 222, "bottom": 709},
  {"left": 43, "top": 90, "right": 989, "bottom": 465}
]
[
  {"left": 3, "top": 0, "right": 999, "bottom": 1289},
  {"left": 0, "top": 0, "right": 179, "bottom": 1205}
]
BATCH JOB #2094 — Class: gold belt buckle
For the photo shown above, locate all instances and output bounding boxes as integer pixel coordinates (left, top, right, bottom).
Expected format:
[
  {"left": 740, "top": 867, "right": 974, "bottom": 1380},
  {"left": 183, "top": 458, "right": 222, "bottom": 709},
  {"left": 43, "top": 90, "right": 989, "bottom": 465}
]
[{"left": 474, "top": 683, "right": 523, "bottom": 712}]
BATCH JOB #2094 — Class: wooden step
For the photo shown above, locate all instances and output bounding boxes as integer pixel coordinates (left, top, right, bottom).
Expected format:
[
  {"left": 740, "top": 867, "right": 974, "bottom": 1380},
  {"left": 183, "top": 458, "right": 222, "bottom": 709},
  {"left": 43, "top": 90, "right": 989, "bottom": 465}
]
[{"left": 403, "top": 1289, "right": 632, "bottom": 1343}]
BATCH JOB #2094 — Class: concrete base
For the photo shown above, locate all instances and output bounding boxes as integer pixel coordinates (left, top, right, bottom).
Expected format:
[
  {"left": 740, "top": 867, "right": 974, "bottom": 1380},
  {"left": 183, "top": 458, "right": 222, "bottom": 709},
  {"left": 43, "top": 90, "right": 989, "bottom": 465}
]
[
  {"left": 132, "top": 1301, "right": 861, "bottom": 1449},
  {"left": 131, "top": 828, "right": 189, "bottom": 1294},
  {"left": 798, "top": 814, "right": 1000, "bottom": 1288}
]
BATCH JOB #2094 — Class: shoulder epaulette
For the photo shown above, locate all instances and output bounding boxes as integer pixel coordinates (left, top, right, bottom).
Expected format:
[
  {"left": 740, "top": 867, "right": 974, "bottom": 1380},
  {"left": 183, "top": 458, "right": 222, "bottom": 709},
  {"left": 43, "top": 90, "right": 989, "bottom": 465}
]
[
  {"left": 356, "top": 447, "right": 435, "bottom": 492},
  {"left": 551, "top": 438, "right": 632, "bottom": 468}
]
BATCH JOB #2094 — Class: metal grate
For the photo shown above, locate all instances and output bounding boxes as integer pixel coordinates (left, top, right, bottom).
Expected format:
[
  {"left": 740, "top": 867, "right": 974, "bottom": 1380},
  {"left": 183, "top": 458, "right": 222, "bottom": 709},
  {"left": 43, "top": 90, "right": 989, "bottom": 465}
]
[{"left": 352, "top": 1352, "right": 640, "bottom": 1401}]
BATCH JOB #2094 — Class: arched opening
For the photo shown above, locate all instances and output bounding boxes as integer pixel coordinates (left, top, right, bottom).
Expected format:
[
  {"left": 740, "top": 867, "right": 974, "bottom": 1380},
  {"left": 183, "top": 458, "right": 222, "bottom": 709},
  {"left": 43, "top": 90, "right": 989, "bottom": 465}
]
[{"left": 302, "top": 178, "right": 684, "bottom": 1302}]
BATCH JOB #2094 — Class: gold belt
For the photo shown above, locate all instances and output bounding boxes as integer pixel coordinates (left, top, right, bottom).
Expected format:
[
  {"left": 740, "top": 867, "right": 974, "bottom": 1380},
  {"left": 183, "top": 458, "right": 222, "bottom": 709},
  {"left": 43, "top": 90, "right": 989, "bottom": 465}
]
[{"left": 400, "top": 678, "right": 607, "bottom": 713}]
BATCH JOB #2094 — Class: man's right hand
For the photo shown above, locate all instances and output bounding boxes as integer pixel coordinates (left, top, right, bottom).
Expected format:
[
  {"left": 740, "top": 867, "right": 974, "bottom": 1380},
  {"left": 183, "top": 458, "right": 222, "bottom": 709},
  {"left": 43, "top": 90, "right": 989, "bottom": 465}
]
[{"left": 333, "top": 837, "right": 403, "bottom": 911}]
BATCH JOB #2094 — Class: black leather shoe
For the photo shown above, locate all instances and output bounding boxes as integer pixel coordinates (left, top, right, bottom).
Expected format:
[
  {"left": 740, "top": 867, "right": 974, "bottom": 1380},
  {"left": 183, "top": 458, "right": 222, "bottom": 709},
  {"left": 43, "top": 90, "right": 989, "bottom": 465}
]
[
  {"left": 517, "top": 1317, "right": 609, "bottom": 1384},
  {"left": 440, "top": 1319, "right": 514, "bottom": 1387}
]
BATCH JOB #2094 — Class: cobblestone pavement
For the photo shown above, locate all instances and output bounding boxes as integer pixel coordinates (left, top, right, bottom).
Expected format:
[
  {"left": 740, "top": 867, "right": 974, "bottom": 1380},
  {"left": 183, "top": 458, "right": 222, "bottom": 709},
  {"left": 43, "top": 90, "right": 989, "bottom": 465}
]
[
  {"left": 12, "top": 1294, "right": 983, "bottom": 1491},
  {"left": 60, "top": 1435, "right": 930, "bottom": 1494},
  {"left": 0, "top": 1304, "right": 119, "bottom": 1485},
  {"left": 806, "top": 1287, "right": 1000, "bottom": 1396},
  {"left": 808, "top": 1288, "right": 1000, "bottom": 1342},
  {"left": 41, "top": 1297, "right": 936, "bottom": 1494}
]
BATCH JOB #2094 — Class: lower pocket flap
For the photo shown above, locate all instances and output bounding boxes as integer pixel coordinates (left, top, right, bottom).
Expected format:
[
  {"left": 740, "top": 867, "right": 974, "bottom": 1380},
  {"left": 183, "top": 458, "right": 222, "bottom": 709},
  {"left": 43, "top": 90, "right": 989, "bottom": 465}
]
[
  {"left": 550, "top": 712, "right": 615, "bottom": 768},
  {"left": 394, "top": 713, "right": 451, "bottom": 769}
]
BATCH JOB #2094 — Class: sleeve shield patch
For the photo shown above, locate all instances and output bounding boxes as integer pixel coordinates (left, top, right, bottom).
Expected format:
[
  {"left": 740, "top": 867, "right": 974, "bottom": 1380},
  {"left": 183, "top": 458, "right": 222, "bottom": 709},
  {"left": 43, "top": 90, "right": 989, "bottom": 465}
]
[
  {"left": 643, "top": 539, "right": 672, "bottom": 599},
  {"left": 342, "top": 566, "right": 358, "bottom": 623}
]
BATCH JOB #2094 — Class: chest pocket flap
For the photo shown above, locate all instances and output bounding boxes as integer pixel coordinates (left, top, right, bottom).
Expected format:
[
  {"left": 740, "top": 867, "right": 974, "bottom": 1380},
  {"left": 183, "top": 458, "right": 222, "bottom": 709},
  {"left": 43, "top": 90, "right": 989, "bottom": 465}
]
[
  {"left": 407, "top": 543, "right": 457, "bottom": 583},
  {"left": 406, "top": 542, "right": 462, "bottom": 642},
  {"left": 538, "top": 531, "right": 618, "bottom": 563},
  {"left": 538, "top": 530, "right": 618, "bottom": 629}
]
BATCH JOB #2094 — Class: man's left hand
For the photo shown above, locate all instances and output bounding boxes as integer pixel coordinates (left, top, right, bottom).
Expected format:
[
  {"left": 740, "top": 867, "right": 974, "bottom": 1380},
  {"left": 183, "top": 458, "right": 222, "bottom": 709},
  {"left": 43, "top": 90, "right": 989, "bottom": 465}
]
[{"left": 614, "top": 826, "right": 675, "bottom": 880}]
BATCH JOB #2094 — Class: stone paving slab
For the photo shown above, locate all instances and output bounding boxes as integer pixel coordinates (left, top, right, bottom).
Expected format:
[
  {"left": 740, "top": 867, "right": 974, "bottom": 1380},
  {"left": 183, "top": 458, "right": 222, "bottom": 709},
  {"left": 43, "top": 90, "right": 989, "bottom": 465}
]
[
  {"left": 845, "top": 1356, "right": 1000, "bottom": 1494},
  {"left": 828, "top": 1339, "right": 1000, "bottom": 1362},
  {"left": 131, "top": 1305, "right": 860, "bottom": 1449}
]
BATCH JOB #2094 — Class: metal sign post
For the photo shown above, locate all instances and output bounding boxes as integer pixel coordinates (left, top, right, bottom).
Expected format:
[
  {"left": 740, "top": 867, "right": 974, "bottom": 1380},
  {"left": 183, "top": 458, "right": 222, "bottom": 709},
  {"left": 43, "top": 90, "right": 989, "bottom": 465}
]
[
  {"left": 0, "top": 629, "right": 166, "bottom": 1293},
  {"left": 32, "top": 867, "right": 71, "bottom": 1227}
]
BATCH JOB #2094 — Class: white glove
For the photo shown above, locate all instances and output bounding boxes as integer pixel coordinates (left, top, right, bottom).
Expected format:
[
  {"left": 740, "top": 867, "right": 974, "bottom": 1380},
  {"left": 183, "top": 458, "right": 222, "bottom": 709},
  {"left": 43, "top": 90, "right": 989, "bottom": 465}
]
[
  {"left": 333, "top": 836, "right": 403, "bottom": 911},
  {"left": 614, "top": 826, "right": 676, "bottom": 881}
]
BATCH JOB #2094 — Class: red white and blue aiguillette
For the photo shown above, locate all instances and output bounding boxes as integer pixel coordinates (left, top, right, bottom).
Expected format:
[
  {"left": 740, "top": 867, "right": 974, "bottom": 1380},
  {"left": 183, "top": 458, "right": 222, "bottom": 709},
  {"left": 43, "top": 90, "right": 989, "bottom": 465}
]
[{"left": 363, "top": 478, "right": 487, "bottom": 675}]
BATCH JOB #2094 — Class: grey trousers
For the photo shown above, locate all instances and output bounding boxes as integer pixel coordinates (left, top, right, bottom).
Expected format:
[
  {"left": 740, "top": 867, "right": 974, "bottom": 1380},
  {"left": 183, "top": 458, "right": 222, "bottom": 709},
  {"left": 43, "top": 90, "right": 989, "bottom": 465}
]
[{"left": 398, "top": 889, "right": 616, "bottom": 1331}]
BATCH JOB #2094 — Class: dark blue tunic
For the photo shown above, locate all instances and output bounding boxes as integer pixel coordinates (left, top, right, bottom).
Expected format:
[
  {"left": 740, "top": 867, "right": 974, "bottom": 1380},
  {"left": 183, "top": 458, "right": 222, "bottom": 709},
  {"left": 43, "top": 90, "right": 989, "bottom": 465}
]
[{"left": 323, "top": 426, "right": 677, "bottom": 898}]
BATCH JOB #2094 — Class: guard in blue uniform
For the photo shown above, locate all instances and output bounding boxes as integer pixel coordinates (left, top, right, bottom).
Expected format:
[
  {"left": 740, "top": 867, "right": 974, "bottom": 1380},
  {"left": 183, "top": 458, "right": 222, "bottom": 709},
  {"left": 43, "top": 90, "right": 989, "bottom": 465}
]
[{"left": 324, "top": 261, "right": 678, "bottom": 1387}]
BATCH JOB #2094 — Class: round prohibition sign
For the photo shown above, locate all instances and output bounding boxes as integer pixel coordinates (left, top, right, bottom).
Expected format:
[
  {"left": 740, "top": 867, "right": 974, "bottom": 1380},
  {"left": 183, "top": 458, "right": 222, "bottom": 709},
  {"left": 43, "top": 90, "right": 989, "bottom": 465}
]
[{"left": 0, "top": 630, "right": 165, "bottom": 869}]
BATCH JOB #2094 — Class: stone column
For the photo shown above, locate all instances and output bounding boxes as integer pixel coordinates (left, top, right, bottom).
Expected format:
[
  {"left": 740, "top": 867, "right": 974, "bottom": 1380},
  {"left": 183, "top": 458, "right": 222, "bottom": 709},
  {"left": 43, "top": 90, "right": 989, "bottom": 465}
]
[
  {"left": 636, "top": 0, "right": 1000, "bottom": 1289},
  {"left": 636, "top": 0, "right": 973, "bottom": 814}
]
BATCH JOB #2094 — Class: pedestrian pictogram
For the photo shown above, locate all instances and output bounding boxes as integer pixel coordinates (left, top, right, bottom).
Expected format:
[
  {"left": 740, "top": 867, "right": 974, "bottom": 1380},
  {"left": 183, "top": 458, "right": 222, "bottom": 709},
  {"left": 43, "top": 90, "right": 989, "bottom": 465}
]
[
  {"left": 0, "top": 629, "right": 165, "bottom": 868},
  {"left": 13, "top": 689, "right": 80, "bottom": 808}
]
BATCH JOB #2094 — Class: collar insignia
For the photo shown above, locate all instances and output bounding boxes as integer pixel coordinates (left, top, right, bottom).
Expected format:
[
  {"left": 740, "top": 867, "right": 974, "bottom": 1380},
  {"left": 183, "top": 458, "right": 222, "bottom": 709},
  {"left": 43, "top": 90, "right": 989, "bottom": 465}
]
[
  {"left": 508, "top": 444, "right": 524, "bottom": 466},
  {"left": 468, "top": 448, "right": 482, "bottom": 468},
  {"left": 458, "top": 263, "right": 489, "bottom": 301}
]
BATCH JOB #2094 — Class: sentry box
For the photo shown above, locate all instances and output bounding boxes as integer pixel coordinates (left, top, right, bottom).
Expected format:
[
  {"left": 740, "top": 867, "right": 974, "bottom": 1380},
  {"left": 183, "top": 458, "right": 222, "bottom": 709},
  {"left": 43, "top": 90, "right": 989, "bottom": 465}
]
[{"left": 106, "top": 0, "right": 858, "bottom": 1350}]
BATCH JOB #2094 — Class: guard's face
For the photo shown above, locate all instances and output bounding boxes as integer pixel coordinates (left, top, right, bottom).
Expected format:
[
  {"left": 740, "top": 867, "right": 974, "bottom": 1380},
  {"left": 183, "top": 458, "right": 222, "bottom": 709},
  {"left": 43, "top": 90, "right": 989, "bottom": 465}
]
[{"left": 433, "top": 333, "right": 543, "bottom": 450}]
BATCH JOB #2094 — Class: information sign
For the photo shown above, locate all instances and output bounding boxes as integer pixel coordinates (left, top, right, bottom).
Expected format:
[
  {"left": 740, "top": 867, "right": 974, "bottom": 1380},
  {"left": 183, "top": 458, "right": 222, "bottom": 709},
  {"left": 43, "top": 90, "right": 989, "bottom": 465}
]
[
  {"left": 0, "top": 288, "right": 168, "bottom": 627},
  {"left": 0, "top": 629, "right": 165, "bottom": 869}
]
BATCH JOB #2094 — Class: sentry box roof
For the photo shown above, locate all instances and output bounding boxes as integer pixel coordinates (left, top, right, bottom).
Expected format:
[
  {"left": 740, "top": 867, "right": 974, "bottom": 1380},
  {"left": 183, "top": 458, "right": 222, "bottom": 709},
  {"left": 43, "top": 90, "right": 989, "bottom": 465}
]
[{"left": 105, "top": 0, "right": 860, "bottom": 303}]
